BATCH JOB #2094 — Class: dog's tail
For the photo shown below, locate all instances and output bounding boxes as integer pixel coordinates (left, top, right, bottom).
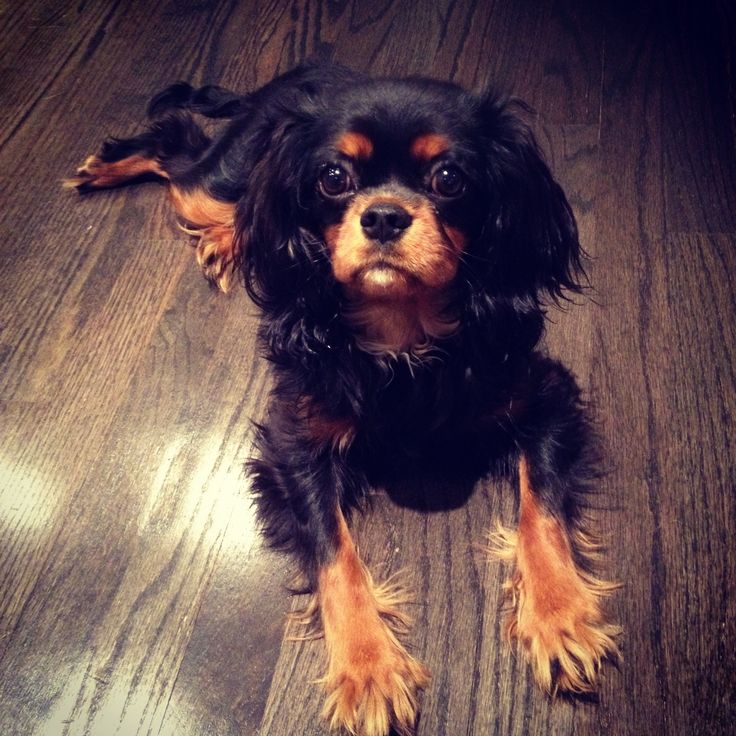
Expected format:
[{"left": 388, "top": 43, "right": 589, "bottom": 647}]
[{"left": 147, "top": 82, "right": 246, "bottom": 119}]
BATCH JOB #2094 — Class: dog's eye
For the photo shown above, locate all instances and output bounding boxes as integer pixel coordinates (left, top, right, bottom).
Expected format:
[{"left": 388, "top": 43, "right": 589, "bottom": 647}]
[
  {"left": 431, "top": 166, "right": 465, "bottom": 198},
  {"left": 319, "top": 165, "right": 353, "bottom": 197}
]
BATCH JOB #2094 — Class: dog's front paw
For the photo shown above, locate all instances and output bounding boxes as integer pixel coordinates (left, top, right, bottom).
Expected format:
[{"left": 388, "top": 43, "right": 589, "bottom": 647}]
[
  {"left": 317, "top": 512, "right": 429, "bottom": 734},
  {"left": 321, "top": 628, "right": 428, "bottom": 736},
  {"left": 507, "top": 568, "right": 621, "bottom": 693}
]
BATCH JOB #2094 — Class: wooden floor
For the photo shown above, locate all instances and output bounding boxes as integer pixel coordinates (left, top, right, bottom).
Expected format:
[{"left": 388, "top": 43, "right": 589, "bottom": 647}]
[{"left": 1, "top": 1, "right": 734, "bottom": 734}]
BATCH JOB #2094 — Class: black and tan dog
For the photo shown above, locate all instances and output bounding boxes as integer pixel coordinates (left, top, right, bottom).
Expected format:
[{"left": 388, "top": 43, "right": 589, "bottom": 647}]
[{"left": 67, "top": 62, "right": 620, "bottom": 736}]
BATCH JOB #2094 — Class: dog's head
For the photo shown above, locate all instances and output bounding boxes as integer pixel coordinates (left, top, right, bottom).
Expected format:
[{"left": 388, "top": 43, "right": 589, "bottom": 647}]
[{"left": 238, "top": 70, "right": 583, "bottom": 356}]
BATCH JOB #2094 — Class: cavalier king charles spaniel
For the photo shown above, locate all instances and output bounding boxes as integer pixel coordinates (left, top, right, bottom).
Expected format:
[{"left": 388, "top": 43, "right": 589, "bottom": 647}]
[{"left": 67, "top": 62, "right": 620, "bottom": 736}]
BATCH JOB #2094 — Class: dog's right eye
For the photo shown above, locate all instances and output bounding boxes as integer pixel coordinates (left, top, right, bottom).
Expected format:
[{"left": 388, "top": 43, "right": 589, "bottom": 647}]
[{"left": 319, "top": 165, "right": 353, "bottom": 197}]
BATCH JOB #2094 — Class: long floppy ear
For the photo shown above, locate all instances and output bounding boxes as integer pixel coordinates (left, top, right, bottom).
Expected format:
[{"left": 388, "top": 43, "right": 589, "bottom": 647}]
[
  {"left": 236, "top": 109, "right": 332, "bottom": 314},
  {"left": 475, "top": 92, "right": 585, "bottom": 302}
]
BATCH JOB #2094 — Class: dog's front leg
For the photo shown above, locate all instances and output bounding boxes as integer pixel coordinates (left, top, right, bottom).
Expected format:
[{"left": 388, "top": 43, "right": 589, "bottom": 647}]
[
  {"left": 250, "top": 399, "right": 428, "bottom": 736},
  {"left": 317, "top": 506, "right": 429, "bottom": 736},
  {"left": 489, "top": 358, "right": 621, "bottom": 693}
]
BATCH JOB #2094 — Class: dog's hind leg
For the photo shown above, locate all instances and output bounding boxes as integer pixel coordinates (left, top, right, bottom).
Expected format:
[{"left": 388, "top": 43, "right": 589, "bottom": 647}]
[
  {"left": 167, "top": 184, "right": 238, "bottom": 292},
  {"left": 65, "top": 111, "right": 239, "bottom": 291},
  {"left": 64, "top": 146, "right": 168, "bottom": 191},
  {"left": 63, "top": 109, "right": 211, "bottom": 191}
]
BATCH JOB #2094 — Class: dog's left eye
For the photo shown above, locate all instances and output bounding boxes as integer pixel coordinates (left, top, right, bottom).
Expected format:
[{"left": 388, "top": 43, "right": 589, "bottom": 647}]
[
  {"left": 430, "top": 166, "right": 465, "bottom": 198},
  {"left": 319, "top": 165, "right": 353, "bottom": 197}
]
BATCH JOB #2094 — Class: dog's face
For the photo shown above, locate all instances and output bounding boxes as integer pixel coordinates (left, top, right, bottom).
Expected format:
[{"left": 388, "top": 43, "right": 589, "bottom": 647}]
[
  {"left": 295, "top": 80, "right": 497, "bottom": 308},
  {"left": 305, "top": 81, "right": 489, "bottom": 304},
  {"left": 240, "top": 75, "right": 582, "bottom": 345}
]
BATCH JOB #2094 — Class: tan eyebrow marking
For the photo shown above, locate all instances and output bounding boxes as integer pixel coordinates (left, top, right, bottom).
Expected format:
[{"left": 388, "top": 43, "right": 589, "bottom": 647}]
[
  {"left": 336, "top": 131, "right": 374, "bottom": 160},
  {"left": 410, "top": 133, "right": 450, "bottom": 161}
]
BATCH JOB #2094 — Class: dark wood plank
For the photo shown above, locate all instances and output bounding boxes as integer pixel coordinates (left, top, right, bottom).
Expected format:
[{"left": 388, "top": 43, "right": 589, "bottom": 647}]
[
  {"left": 660, "top": 2, "right": 736, "bottom": 233},
  {"left": 589, "top": 3, "right": 736, "bottom": 734},
  {"left": 445, "top": 0, "right": 605, "bottom": 121},
  {"left": 0, "top": 1, "right": 118, "bottom": 151}
]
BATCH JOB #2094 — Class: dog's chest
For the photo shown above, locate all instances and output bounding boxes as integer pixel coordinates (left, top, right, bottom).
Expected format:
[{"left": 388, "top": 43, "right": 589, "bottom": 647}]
[{"left": 367, "top": 360, "right": 482, "bottom": 435}]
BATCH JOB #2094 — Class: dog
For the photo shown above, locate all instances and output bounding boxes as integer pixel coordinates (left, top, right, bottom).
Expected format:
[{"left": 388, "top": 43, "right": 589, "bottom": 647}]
[{"left": 66, "top": 61, "right": 620, "bottom": 736}]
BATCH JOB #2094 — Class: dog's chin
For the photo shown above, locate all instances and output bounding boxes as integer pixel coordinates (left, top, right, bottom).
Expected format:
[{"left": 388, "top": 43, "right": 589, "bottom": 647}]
[{"left": 351, "top": 264, "right": 421, "bottom": 300}]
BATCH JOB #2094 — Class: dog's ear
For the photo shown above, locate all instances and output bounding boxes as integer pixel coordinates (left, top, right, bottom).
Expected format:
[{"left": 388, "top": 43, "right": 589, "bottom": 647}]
[
  {"left": 474, "top": 92, "right": 585, "bottom": 302},
  {"left": 236, "top": 108, "right": 330, "bottom": 313}
]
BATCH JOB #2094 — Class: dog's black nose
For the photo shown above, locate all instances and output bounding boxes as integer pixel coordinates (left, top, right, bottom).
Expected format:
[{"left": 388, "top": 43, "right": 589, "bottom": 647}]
[{"left": 360, "top": 203, "right": 413, "bottom": 244}]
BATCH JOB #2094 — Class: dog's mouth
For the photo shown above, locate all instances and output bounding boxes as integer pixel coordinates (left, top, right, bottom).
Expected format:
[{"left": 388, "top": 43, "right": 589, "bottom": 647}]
[
  {"left": 353, "top": 260, "right": 420, "bottom": 296},
  {"left": 325, "top": 191, "right": 466, "bottom": 300}
]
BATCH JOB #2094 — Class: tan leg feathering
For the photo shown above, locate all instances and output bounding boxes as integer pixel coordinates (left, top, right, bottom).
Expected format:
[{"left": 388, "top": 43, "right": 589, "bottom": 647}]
[
  {"left": 489, "top": 457, "right": 621, "bottom": 693},
  {"left": 317, "top": 510, "right": 429, "bottom": 736}
]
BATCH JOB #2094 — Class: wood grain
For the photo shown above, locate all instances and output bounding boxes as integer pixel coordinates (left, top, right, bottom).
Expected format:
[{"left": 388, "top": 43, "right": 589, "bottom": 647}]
[{"left": 0, "top": 1, "right": 734, "bottom": 735}]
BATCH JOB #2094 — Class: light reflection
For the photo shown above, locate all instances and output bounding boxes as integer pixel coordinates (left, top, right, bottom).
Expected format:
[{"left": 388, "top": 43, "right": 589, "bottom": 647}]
[
  {"left": 137, "top": 433, "right": 259, "bottom": 556},
  {"left": 198, "top": 441, "right": 259, "bottom": 557},
  {"left": 136, "top": 435, "right": 188, "bottom": 532},
  {"left": 27, "top": 435, "right": 262, "bottom": 734},
  {"left": 0, "top": 455, "right": 60, "bottom": 536},
  {"left": 39, "top": 662, "right": 88, "bottom": 736}
]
